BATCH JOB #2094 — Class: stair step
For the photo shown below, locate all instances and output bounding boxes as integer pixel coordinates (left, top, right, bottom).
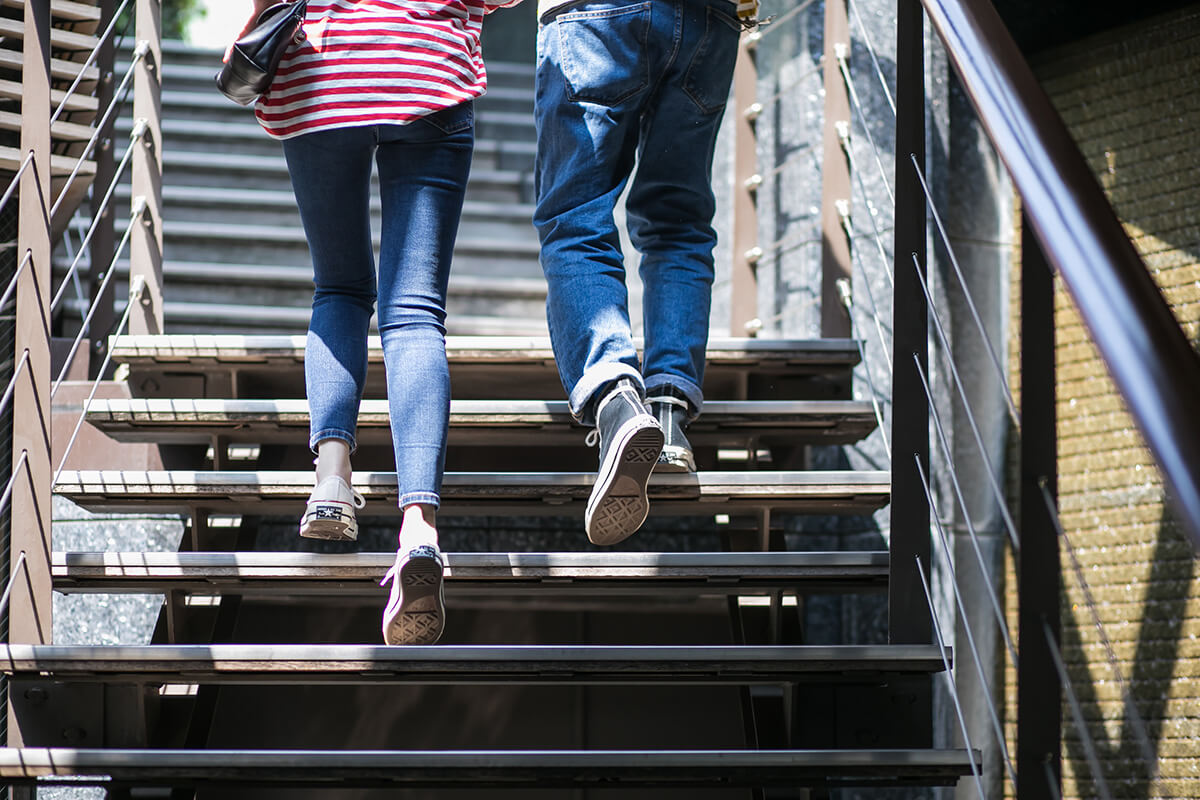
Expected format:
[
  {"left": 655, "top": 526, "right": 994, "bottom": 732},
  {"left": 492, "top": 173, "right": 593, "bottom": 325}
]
[
  {"left": 54, "top": 469, "right": 890, "bottom": 515},
  {"left": 0, "top": 747, "right": 980, "bottom": 788},
  {"left": 85, "top": 398, "right": 877, "bottom": 446},
  {"left": 0, "top": 644, "right": 949, "bottom": 683},
  {"left": 52, "top": 551, "right": 889, "bottom": 596},
  {"left": 109, "top": 334, "right": 862, "bottom": 400}
]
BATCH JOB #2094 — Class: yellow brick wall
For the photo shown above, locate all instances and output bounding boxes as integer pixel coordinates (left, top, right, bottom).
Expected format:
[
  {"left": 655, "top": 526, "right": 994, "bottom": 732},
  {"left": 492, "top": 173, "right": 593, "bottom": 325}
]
[{"left": 1005, "top": 8, "right": 1200, "bottom": 799}]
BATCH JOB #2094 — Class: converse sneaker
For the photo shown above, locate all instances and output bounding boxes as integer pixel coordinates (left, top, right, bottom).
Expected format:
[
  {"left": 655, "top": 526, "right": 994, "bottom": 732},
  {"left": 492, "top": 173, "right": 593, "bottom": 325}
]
[
  {"left": 648, "top": 392, "right": 696, "bottom": 473},
  {"left": 299, "top": 475, "right": 366, "bottom": 541},
  {"left": 380, "top": 544, "right": 446, "bottom": 645},
  {"left": 584, "top": 378, "right": 664, "bottom": 546}
]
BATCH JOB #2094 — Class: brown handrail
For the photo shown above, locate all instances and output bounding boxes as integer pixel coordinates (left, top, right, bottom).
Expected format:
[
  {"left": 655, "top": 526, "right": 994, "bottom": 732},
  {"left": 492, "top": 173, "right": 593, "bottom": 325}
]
[{"left": 919, "top": 0, "right": 1200, "bottom": 552}]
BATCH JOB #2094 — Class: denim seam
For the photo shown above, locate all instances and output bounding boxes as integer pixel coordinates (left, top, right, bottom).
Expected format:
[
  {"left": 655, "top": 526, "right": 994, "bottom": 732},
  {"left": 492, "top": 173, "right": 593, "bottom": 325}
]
[
  {"left": 683, "top": 6, "right": 739, "bottom": 114},
  {"left": 556, "top": 3, "right": 651, "bottom": 106}
]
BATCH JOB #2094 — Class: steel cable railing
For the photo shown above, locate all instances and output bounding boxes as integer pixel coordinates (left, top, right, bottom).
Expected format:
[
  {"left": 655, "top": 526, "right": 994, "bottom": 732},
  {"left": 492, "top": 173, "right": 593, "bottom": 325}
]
[
  {"left": 54, "top": 276, "right": 147, "bottom": 484},
  {"left": 836, "top": 279, "right": 892, "bottom": 463},
  {"left": 914, "top": 554, "right": 987, "bottom": 798},
  {"left": 49, "top": 40, "right": 148, "bottom": 222},
  {"left": 1044, "top": 619, "right": 1115, "bottom": 800},
  {"left": 834, "top": 42, "right": 895, "bottom": 207},
  {"left": 848, "top": 0, "right": 896, "bottom": 115},
  {"left": 910, "top": 154, "right": 1019, "bottom": 424},
  {"left": 51, "top": 118, "right": 148, "bottom": 317},
  {"left": 914, "top": 355, "right": 1018, "bottom": 665},
  {"left": 1037, "top": 481, "right": 1164, "bottom": 792},
  {"left": 49, "top": 0, "right": 136, "bottom": 126},
  {"left": 52, "top": 197, "right": 147, "bottom": 400},
  {"left": 836, "top": 120, "right": 896, "bottom": 288},
  {"left": 909, "top": 251, "right": 1021, "bottom": 552},
  {"left": 0, "top": 153, "right": 35, "bottom": 219}
]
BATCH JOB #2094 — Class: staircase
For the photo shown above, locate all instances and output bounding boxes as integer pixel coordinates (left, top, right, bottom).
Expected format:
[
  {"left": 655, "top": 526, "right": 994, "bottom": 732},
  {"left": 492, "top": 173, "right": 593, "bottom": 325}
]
[
  {"left": 56, "top": 40, "right": 547, "bottom": 337},
  {"left": 0, "top": 329, "right": 979, "bottom": 794}
]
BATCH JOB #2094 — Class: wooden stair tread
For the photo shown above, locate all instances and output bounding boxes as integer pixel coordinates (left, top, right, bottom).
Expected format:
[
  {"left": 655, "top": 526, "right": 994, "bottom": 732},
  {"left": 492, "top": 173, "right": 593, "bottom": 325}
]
[
  {"left": 111, "top": 334, "right": 861, "bottom": 369},
  {"left": 0, "top": 643, "right": 951, "bottom": 682},
  {"left": 0, "top": 747, "right": 980, "bottom": 787},
  {"left": 54, "top": 469, "right": 890, "bottom": 515},
  {"left": 52, "top": 550, "right": 890, "bottom": 595},
  {"left": 85, "top": 398, "right": 878, "bottom": 446}
]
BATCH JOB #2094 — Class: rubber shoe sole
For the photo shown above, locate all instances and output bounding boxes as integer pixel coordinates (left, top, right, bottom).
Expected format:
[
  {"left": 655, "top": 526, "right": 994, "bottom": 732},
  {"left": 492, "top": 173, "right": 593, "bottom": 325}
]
[
  {"left": 299, "top": 502, "right": 358, "bottom": 541},
  {"left": 382, "top": 554, "right": 445, "bottom": 646},
  {"left": 585, "top": 422, "right": 665, "bottom": 546}
]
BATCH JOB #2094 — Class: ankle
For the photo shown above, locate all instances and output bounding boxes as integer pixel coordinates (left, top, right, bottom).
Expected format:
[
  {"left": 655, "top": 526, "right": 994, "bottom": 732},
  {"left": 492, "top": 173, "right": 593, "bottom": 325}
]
[
  {"left": 399, "top": 504, "right": 439, "bottom": 551},
  {"left": 314, "top": 439, "right": 352, "bottom": 484}
]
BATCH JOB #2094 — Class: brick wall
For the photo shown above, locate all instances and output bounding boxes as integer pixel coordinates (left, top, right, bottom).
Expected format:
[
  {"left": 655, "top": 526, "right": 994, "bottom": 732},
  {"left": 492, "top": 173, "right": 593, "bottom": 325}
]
[{"left": 1006, "top": 8, "right": 1200, "bottom": 798}]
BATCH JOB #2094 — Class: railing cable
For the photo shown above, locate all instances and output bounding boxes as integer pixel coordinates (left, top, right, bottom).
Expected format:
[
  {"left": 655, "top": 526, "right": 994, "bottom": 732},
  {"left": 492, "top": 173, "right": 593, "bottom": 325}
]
[
  {"left": 1037, "top": 480, "right": 1163, "bottom": 790},
  {"left": 51, "top": 197, "right": 146, "bottom": 400},
  {"left": 54, "top": 277, "right": 147, "bottom": 484},
  {"left": 911, "top": 154, "right": 1019, "bottom": 424},
  {"left": 911, "top": 254, "right": 1021, "bottom": 553},
  {"left": 914, "top": 554, "right": 987, "bottom": 799},
  {"left": 837, "top": 279, "right": 892, "bottom": 463},
  {"left": 914, "top": 356, "right": 1018, "bottom": 664},
  {"left": 0, "top": 152, "right": 35, "bottom": 219},
  {"left": 915, "top": 458, "right": 1018, "bottom": 790},
  {"left": 749, "top": 0, "right": 821, "bottom": 40},
  {"left": 848, "top": 0, "right": 896, "bottom": 116},
  {"left": 1044, "top": 620, "right": 1116, "bottom": 800},
  {"left": 49, "top": 0, "right": 136, "bottom": 126},
  {"left": 50, "top": 42, "right": 147, "bottom": 221},
  {"left": 0, "top": 251, "right": 33, "bottom": 317},
  {"left": 50, "top": 120, "right": 146, "bottom": 317},
  {"left": 0, "top": 352, "right": 32, "bottom": 427},
  {"left": 0, "top": 549, "right": 27, "bottom": 621},
  {"left": 837, "top": 120, "right": 896, "bottom": 288},
  {"left": 0, "top": 451, "right": 30, "bottom": 529},
  {"left": 835, "top": 43, "right": 895, "bottom": 207}
]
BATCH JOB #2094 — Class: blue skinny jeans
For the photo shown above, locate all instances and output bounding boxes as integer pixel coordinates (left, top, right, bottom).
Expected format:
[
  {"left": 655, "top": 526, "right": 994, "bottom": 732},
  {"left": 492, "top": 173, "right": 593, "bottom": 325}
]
[{"left": 281, "top": 102, "right": 474, "bottom": 509}]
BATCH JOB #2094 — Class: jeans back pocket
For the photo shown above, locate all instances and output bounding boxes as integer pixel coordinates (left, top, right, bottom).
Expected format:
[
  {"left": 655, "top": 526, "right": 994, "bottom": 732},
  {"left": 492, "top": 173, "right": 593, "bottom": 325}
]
[
  {"left": 553, "top": 1, "right": 652, "bottom": 106},
  {"left": 683, "top": 4, "right": 740, "bottom": 115}
]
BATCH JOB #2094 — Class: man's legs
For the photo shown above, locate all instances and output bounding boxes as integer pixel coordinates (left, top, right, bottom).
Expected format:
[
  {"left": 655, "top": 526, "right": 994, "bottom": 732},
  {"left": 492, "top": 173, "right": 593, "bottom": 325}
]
[
  {"left": 534, "top": 0, "right": 674, "bottom": 543},
  {"left": 626, "top": 0, "right": 740, "bottom": 471}
]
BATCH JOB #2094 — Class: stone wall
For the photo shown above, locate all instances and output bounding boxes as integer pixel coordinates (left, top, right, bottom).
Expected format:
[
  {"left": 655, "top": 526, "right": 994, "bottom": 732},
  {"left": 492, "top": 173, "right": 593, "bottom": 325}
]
[{"left": 1006, "top": 8, "right": 1200, "bottom": 798}]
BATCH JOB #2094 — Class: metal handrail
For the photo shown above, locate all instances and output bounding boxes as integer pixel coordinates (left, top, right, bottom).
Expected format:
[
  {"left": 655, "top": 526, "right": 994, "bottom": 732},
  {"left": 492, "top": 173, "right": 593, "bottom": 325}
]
[{"left": 919, "top": 0, "right": 1200, "bottom": 551}]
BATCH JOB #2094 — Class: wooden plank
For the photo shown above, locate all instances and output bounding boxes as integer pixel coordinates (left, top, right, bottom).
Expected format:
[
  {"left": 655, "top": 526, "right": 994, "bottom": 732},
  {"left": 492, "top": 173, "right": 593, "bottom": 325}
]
[
  {"left": 0, "top": 643, "right": 951, "bottom": 683},
  {"left": 85, "top": 398, "right": 878, "bottom": 446},
  {"left": 0, "top": 747, "right": 980, "bottom": 788},
  {"left": 0, "top": 145, "right": 96, "bottom": 178},
  {"left": 52, "top": 551, "right": 890, "bottom": 596},
  {"left": 0, "top": 48, "right": 99, "bottom": 83},
  {"left": 0, "top": 16, "right": 99, "bottom": 51},
  {"left": 0, "top": 78, "right": 99, "bottom": 114},
  {"left": 0, "top": 110, "right": 94, "bottom": 143},
  {"left": 53, "top": 469, "right": 891, "bottom": 516},
  {"left": 0, "top": 0, "right": 102, "bottom": 25}
]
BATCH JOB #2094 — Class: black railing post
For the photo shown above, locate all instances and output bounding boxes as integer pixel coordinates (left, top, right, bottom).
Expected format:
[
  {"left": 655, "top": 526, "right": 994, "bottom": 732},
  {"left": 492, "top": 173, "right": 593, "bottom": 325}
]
[
  {"left": 889, "top": 0, "right": 931, "bottom": 650},
  {"left": 1018, "top": 212, "right": 1061, "bottom": 800}
]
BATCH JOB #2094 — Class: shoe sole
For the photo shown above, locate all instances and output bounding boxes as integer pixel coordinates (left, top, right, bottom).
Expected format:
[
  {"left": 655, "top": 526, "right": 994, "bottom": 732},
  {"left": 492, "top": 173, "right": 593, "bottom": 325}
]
[
  {"left": 654, "top": 445, "right": 696, "bottom": 473},
  {"left": 585, "top": 421, "right": 664, "bottom": 546},
  {"left": 383, "top": 554, "right": 445, "bottom": 646},
  {"left": 299, "top": 504, "right": 358, "bottom": 542}
]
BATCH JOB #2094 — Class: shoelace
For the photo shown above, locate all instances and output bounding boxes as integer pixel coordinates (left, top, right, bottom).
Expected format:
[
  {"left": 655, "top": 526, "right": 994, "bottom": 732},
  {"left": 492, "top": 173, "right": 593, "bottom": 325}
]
[
  {"left": 350, "top": 487, "right": 366, "bottom": 509},
  {"left": 584, "top": 428, "right": 600, "bottom": 447},
  {"left": 379, "top": 561, "right": 398, "bottom": 589}
]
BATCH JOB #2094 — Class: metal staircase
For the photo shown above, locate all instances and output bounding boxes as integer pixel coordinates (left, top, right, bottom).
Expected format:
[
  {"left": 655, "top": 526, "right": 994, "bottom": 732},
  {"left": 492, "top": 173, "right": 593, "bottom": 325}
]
[{"left": 3, "top": 331, "right": 980, "bottom": 794}]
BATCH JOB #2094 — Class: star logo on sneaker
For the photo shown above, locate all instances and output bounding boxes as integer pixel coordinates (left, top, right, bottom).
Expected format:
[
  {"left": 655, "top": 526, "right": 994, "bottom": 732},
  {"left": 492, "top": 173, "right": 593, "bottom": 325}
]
[{"left": 314, "top": 505, "right": 342, "bottom": 519}]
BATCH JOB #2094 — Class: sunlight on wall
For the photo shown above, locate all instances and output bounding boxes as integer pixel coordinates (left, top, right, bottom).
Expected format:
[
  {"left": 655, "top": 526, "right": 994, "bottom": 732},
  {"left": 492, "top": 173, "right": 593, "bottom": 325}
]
[{"left": 187, "top": 0, "right": 250, "bottom": 48}]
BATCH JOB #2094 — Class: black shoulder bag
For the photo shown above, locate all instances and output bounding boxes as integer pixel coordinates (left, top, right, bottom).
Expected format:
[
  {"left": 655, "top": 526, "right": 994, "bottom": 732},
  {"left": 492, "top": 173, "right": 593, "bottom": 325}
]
[{"left": 215, "top": 0, "right": 308, "bottom": 106}]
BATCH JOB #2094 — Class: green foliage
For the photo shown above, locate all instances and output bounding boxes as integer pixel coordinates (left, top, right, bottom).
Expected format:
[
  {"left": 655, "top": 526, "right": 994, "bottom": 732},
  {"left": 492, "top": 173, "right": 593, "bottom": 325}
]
[{"left": 162, "top": 0, "right": 205, "bottom": 40}]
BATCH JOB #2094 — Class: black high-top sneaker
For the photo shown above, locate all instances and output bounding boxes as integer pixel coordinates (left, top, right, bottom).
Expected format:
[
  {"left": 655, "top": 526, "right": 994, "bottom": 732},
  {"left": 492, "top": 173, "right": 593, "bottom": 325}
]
[
  {"left": 647, "top": 391, "right": 696, "bottom": 473},
  {"left": 584, "top": 378, "right": 664, "bottom": 546}
]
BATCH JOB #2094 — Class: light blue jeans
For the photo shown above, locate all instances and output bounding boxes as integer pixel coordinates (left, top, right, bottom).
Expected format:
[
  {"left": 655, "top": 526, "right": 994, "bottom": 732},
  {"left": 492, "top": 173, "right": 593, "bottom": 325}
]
[
  {"left": 533, "top": 0, "right": 740, "bottom": 424},
  {"left": 281, "top": 103, "right": 474, "bottom": 509}
]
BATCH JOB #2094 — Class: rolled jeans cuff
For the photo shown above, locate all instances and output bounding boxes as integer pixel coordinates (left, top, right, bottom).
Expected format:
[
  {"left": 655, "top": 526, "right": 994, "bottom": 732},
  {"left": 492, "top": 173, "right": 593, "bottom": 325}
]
[
  {"left": 644, "top": 375, "right": 703, "bottom": 422},
  {"left": 569, "top": 363, "right": 645, "bottom": 426},
  {"left": 399, "top": 491, "right": 441, "bottom": 510},
  {"left": 309, "top": 429, "right": 357, "bottom": 455}
]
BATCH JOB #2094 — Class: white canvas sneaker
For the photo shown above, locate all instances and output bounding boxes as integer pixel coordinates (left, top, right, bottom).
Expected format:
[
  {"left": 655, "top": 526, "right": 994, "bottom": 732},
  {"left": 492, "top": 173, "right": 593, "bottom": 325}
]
[
  {"left": 299, "top": 475, "right": 366, "bottom": 541},
  {"left": 380, "top": 544, "right": 446, "bottom": 645}
]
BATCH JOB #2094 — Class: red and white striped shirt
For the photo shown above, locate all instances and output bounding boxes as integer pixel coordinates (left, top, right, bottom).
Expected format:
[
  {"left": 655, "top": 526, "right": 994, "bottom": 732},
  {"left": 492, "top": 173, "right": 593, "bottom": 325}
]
[{"left": 255, "top": 0, "right": 515, "bottom": 139}]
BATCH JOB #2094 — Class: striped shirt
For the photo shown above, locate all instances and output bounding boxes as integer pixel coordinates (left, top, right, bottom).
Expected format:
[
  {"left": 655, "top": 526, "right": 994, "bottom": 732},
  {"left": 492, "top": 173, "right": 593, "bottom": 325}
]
[{"left": 255, "top": 0, "right": 516, "bottom": 139}]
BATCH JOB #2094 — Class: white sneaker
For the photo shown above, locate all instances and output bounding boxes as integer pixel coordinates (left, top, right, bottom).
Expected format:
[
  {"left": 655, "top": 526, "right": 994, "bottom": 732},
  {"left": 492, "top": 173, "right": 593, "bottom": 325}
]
[
  {"left": 380, "top": 544, "right": 445, "bottom": 645},
  {"left": 299, "top": 475, "right": 366, "bottom": 541}
]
